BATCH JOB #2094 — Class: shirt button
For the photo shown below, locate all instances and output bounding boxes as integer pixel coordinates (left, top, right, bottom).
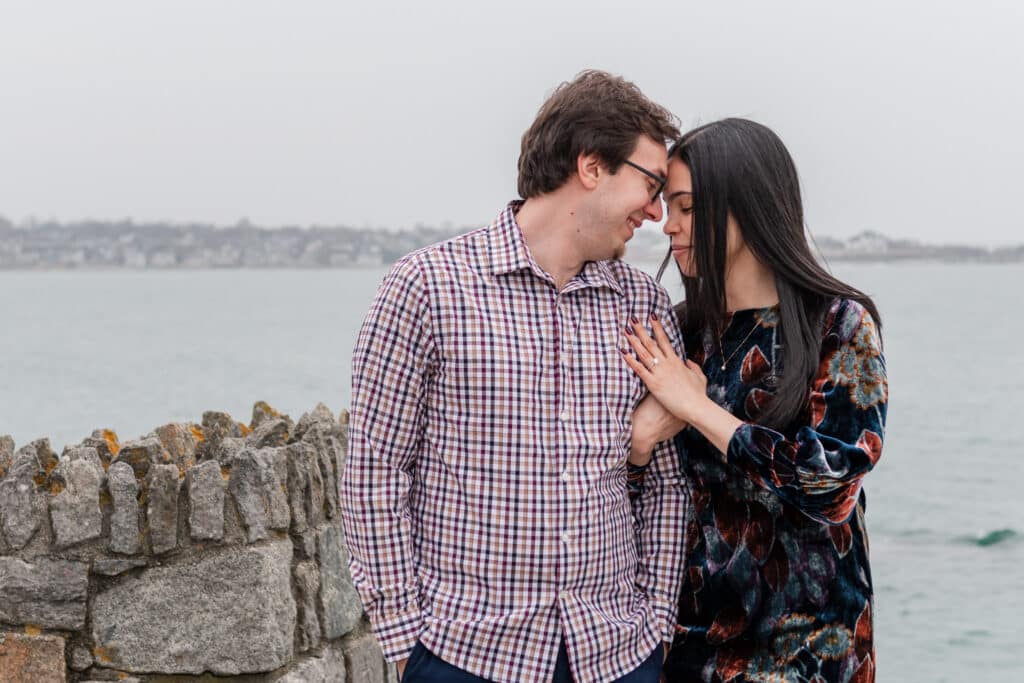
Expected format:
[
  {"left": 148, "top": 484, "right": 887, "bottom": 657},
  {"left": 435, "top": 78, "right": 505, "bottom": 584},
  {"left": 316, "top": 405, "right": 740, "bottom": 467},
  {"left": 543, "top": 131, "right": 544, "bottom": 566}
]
[
  {"left": 559, "top": 590, "right": 570, "bottom": 601},
  {"left": 559, "top": 410, "right": 570, "bottom": 422},
  {"left": 560, "top": 470, "right": 571, "bottom": 483},
  {"left": 561, "top": 531, "right": 572, "bottom": 544}
]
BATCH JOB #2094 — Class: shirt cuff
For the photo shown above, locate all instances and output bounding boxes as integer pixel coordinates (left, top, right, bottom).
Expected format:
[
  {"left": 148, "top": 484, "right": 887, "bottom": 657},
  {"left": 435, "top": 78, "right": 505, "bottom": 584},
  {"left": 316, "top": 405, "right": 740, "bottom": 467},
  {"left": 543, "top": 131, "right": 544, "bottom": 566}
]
[
  {"left": 369, "top": 604, "right": 424, "bottom": 661},
  {"left": 648, "top": 597, "right": 679, "bottom": 643}
]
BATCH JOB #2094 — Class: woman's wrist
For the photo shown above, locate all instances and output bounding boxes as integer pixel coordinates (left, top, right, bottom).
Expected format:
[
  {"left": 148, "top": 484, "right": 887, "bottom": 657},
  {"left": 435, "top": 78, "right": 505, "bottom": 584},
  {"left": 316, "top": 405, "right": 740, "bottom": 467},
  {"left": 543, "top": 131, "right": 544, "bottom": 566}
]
[
  {"left": 688, "top": 397, "right": 744, "bottom": 454},
  {"left": 686, "top": 395, "right": 720, "bottom": 431}
]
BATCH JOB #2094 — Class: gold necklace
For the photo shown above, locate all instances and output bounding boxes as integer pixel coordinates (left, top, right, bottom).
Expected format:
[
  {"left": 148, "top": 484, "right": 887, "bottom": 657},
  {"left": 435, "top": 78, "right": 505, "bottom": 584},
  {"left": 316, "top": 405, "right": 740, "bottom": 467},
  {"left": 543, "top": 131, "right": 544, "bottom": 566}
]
[{"left": 716, "top": 318, "right": 761, "bottom": 371}]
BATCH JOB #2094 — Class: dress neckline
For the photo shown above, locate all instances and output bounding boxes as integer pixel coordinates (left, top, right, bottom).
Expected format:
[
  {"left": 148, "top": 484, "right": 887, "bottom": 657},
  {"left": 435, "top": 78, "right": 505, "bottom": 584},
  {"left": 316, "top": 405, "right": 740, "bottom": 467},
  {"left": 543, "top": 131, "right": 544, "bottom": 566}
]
[{"left": 725, "top": 303, "right": 779, "bottom": 316}]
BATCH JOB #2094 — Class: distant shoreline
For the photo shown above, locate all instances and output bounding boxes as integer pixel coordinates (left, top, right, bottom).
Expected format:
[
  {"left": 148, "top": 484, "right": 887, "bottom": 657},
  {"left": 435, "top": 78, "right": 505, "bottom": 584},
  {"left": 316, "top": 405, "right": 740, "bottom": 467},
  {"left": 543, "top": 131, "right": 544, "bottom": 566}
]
[{"left": 2, "top": 218, "right": 1021, "bottom": 268}]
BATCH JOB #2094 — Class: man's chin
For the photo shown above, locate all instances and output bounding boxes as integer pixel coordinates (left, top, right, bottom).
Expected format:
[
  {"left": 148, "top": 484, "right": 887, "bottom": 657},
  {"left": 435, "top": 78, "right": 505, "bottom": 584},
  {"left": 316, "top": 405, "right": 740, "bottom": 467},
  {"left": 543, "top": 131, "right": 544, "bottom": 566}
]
[{"left": 593, "top": 240, "right": 626, "bottom": 262}]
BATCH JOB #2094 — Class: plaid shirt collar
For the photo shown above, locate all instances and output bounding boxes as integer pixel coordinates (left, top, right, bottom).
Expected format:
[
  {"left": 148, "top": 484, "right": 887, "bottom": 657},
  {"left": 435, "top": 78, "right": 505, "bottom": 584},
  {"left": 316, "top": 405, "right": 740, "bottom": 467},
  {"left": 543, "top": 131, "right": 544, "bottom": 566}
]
[{"left": 487, "top": 200, "right": 625, "bottom": 296}]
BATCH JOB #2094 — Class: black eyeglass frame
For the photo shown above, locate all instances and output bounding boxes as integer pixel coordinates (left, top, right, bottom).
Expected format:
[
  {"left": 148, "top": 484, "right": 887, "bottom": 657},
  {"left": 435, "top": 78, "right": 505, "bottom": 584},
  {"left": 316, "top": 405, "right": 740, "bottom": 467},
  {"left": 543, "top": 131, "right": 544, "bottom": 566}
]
[{"left": 622, "top": 159, "right": 667, "bottom": 201}]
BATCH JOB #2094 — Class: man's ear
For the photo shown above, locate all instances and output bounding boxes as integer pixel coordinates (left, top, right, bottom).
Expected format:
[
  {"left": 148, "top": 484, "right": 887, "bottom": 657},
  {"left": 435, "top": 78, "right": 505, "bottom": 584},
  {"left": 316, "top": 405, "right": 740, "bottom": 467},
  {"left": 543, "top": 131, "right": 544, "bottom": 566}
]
[{"left": 576, "top": 152, "right": 604, "bottom": 191}]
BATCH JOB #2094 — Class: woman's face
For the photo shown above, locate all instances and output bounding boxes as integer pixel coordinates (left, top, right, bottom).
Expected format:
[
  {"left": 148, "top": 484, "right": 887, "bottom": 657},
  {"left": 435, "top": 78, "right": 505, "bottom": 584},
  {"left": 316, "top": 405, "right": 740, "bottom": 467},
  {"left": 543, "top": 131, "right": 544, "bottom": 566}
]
[
  {"left": 662, "top": 158, "right": 745, "bottom": 278},
  {"left": 662, "top": 158, "right": 696, "bottom": 277}
]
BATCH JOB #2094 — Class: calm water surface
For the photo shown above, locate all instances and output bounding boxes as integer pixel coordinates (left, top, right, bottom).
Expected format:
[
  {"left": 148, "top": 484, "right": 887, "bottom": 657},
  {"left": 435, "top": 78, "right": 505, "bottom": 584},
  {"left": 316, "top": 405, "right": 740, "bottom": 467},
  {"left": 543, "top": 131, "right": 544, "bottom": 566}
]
[{"left": 1, "top": 262, "right": 1021, "bottom": 681}]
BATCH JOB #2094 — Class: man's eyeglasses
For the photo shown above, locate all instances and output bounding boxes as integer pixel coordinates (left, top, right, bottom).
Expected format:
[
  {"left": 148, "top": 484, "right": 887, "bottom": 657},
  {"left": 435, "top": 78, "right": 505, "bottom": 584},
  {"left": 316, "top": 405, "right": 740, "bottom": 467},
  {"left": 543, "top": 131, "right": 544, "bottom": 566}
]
[{"left": 622, "top": 160, "right": 667, "bottom": 201}]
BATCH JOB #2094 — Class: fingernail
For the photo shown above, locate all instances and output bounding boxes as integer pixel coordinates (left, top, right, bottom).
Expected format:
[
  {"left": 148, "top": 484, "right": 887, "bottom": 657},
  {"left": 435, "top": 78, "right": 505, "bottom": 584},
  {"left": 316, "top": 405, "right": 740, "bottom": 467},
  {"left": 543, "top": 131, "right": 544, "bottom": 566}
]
[
  {"left": 649, "top": 312, "right": 658, "bottom": 321},
  {"left": 618, "top": 347, "right": 628, "bottom": 354},
  {"left": 624, "top": 327, "right": 634, "bottom": 336},
  {"left": 630, "top": 316, "right": 640, "bottom": 324}
]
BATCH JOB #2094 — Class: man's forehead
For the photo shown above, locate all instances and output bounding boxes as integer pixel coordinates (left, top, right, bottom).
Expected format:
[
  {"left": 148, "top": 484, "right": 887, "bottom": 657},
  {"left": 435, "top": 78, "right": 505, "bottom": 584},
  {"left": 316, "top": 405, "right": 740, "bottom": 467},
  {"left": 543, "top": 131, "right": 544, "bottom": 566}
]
[{"left": 633, "top": 136, "right": 669, "bottom": 175}]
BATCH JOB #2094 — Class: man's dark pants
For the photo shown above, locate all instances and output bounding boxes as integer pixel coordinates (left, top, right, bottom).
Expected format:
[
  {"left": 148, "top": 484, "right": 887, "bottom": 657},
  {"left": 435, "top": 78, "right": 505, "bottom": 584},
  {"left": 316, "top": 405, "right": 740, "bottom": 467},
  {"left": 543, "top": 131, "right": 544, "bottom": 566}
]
[{"left": 400, "top": 639, "right": 662, "bottom": 683}]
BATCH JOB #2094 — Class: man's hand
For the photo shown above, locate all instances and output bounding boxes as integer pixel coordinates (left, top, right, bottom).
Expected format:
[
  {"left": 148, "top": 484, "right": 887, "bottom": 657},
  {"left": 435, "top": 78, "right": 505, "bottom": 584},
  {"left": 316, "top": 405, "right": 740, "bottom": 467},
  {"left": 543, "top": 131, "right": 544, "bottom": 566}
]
[{"left": 628, "top": 394, "right": 686, "bottom": 466}]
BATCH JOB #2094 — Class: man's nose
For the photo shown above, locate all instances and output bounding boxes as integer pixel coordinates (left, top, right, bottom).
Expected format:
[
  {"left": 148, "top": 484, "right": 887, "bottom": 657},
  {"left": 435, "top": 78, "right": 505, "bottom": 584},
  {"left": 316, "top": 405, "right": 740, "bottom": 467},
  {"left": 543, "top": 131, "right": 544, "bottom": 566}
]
[{"left": 644, "top": 196, "right": 663, "bottom": 222}]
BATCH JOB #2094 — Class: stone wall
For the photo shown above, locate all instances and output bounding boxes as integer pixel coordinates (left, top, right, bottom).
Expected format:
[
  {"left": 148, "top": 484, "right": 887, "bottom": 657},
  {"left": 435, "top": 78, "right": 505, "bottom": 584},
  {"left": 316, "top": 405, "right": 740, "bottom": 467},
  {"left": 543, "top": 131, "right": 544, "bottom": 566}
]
[{"left": 0, "top": 402, "right": 394, "bottom": 683}]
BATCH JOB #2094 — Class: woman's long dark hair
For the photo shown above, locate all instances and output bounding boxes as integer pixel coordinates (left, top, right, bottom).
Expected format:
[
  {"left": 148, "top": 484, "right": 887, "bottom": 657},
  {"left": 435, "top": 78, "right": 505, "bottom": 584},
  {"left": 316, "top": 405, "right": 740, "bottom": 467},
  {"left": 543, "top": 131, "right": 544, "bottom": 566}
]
[{"left": 659, "top": 118, "right": 882, "bottom": 430}]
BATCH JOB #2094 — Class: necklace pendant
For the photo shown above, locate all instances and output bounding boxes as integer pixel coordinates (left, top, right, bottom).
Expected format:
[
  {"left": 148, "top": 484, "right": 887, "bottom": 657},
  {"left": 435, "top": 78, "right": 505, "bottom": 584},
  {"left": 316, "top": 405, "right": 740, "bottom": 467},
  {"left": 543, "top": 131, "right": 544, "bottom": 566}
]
[
  {"left": 764, "top": 373, "right": 779, "bottom": 388},
  {"left": 720, "top": 363, "right": 727, "bottom": 371}
]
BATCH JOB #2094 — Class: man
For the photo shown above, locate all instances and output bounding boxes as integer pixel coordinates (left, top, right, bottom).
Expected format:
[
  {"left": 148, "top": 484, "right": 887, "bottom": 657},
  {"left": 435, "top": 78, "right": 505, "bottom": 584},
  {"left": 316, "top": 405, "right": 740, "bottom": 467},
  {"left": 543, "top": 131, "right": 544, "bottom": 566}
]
[{"left": 341, "top": 70, "right": 687, "bottom": 683}]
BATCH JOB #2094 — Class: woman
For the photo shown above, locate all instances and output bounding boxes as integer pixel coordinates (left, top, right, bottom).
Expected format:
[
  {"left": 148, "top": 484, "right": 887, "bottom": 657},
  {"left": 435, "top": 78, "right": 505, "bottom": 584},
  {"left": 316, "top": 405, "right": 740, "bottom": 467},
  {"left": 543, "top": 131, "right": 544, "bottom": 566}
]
[{"left": 623, "top": 119, "right": 887, "bottom": 683}]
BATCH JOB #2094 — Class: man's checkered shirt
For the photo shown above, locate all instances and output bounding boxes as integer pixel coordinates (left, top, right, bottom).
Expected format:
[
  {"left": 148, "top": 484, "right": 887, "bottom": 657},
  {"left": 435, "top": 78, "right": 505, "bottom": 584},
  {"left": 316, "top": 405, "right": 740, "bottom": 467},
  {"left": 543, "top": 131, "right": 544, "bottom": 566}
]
[{"left": 340, "top": 203, "right": 688, "bottom": 683}]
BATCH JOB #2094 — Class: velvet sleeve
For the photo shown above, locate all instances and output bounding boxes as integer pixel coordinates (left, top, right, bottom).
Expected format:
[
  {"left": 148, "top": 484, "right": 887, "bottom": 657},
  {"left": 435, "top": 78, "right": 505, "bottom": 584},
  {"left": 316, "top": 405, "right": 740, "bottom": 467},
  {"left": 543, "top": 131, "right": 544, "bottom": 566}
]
[{"left": 725, "top": 301, "right": 887, "bottom": 525}]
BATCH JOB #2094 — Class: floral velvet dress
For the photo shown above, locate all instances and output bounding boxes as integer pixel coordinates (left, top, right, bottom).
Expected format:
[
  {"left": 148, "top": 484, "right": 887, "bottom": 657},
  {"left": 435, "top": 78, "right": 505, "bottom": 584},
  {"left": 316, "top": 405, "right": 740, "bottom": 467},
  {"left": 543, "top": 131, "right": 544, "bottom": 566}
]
[{"left": 657, "top": 298, "right": 887, "bottom": 683}]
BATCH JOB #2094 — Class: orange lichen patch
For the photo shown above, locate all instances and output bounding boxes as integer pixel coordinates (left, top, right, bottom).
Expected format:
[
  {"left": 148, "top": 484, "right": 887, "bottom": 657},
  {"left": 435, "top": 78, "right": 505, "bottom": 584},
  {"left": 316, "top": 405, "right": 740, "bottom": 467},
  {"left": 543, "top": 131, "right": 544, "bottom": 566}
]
[
  {"left": 49, "top": 480, "right": 66, "bottom": 496},
  {"left": 23, "top": 625, "right": 42, "bottom": 636},
  {"left": 251, "top": 401, "right": 282, "bottom": 429},
  {"left": 102, "top": 430, "right": 121, "bottom": 456},
  {"left": 189, "top": 424, "right": 206, "bottom": 443},
  {"left": 220, "top": 466, "right": 231, "bottom": 481},
  {"left": 155, "top": 424, "right": 198, "bottom": 466},
  {"left": 254, "top": 401, "right": 281, "bottom": 417},
  {"left": 93, "top": 646, "right": 115, "bottom": 665},
  {"left": 237, "top": 422, "right": 252, "bottom": 436},
  {"left": 32, "top": 473, "right": 48, "bottom": 487}
]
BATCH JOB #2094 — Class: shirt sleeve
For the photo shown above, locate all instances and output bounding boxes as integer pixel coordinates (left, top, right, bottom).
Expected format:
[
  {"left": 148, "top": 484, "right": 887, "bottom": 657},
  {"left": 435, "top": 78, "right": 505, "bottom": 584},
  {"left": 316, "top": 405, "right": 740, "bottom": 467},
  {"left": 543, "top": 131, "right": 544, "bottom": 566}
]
[
  {"left": 340, "top": 256, "right": 437, "bottom": 660},
  {"left": 725, "top": 300, "right": 887, "bottom": 526},
  {"left": 631, "top": 290, "right": 689, "bottom": 643}
]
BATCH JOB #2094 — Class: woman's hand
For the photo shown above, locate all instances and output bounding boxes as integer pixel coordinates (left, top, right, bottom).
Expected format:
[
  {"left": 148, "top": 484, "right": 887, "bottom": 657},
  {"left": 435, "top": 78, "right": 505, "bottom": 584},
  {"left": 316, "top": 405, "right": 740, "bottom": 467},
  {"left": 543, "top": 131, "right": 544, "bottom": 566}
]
[
  {"left": 620, "top": 314, "right": 709, "bottom": 425},
  {"left": 622, "top": 314, "right": 744, "bottom": 455},
  {"left": 629, "top": 394, "right": 686, "bottom": 467}
]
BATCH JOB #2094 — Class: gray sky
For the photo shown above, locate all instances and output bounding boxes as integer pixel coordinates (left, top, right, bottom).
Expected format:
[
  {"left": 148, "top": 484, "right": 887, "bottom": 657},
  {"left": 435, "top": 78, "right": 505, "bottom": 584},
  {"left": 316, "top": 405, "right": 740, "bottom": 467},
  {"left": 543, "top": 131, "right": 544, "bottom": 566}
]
[{"left": 2, "top": 0, "right": 1021, "bottom": 244}]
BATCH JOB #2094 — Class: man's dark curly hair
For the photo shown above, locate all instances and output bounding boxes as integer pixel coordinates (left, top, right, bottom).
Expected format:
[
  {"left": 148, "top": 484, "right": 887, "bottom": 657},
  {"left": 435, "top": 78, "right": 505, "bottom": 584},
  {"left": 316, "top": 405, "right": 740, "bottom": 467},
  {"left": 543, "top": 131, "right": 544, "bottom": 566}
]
[{"left": 517, "top": 70, "right": 680, "bottom": 199}]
